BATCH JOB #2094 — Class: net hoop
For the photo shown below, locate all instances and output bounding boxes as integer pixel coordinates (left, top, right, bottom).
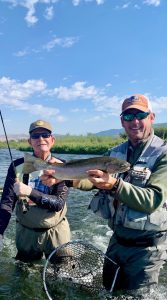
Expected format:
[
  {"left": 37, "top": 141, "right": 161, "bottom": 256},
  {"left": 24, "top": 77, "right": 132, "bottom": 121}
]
[{"left": 43, "top": 240, "right": 120, "bottom": 300}]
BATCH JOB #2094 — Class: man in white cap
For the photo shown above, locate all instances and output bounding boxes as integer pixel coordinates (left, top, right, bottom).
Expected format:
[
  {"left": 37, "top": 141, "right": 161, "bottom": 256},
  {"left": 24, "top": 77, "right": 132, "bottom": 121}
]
[{"left": 0, "top": 120, "right": 70, "bottom": 262}]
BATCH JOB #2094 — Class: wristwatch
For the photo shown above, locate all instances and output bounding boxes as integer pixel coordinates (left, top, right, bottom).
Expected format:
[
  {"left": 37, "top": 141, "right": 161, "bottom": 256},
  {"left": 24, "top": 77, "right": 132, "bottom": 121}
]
[{"left": 110, "top": 178, "right": 120, "bottom": 195}]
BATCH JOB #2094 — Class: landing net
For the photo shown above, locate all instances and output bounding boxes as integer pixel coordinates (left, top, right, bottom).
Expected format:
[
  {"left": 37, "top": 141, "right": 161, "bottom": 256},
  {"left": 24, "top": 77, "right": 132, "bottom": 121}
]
[{"left": 43, "top": 240, "right": 119, "bottom": 300}]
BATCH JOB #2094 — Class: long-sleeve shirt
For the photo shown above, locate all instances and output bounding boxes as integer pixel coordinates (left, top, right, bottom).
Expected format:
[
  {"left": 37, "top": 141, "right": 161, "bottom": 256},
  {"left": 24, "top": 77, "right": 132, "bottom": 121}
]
[
  {"left": 116, "top": 139, "right": 167, "bottom": 214},
  {"left": 76, "top": 134, "right": 167, "bottom": 239},
  {"left": 0, "top": 157, "right": 69, "bottom": 235}
]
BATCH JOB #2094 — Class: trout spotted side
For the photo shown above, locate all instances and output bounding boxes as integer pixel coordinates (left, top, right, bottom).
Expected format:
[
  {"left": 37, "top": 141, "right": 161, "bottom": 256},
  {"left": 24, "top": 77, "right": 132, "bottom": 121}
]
[{"left": 22, "top": 153, "right": 130, "bottom": 180}]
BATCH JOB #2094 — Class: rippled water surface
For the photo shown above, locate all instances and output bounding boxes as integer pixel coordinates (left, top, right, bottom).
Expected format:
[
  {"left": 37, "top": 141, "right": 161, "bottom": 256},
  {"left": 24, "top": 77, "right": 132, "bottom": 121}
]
[{"left": 0, "top": 149, "right": 167, "bottom": 300}]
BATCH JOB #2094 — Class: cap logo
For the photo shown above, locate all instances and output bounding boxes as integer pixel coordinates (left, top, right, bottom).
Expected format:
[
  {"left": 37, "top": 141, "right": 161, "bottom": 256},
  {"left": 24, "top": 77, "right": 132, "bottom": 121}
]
[
  {"left": 36, "top": 120, "right": 44, "bottom": 126},
  {"left": 126, "top": 95, "right": 140, "bottom": 103}
]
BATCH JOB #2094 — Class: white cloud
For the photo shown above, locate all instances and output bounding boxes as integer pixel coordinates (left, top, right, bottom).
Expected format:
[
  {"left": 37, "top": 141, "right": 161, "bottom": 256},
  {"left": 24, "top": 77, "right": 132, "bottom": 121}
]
[
  {"left": 130, "top": 80, "right": 137, "bottom": 84},
  {"left": 56, "top": 115, "right": 66, "bottom": 123},
  {"left": 0, "top": 76, "right": 62, "bottom": 118},
  {"left": 44, "top": 6, "right": 54, "bottom": 20},
  {"left": 0, "top": 77, "right": 47, "bottom": 99},
  {"left": 24, "top": 2, "right": 38, "bottom": 26},
  {"left": 143, "top": 0, "right": 161, "bottom": 7},
  {"left": 1, "top": 0, "right": 161, "bottom": 26},
  {"left": 72, "top": 0, "right": 105, "bottom": 5},
  {"left": 134, "top": 4, "right": 140, "bottom": 9},
  {"left": 92, "top": 95, "right": 122, "bottom": 113},
  {"left": 23, "top": 103, "right": 60, "bottom": 117},
  {"left": 95, "top": 0, "right": 105, "bottom": 5},
  {"left": 143, "top": 0, "right": 161, "bottom": 6},
  {"left": 72, "top": 0, "right": 80, "bottom": 5},
  {"left": 1, "top": 76, "right": 167, "bottom": 125},
  {"left": 2, "top": 0, "right": 58, "bottom": 26},
  {"left": 2, "top": 0, "right": 106, "bottom": 26},
  {"left": 14, "top": 49, "right": 29, "bottom": 57},
  {"left": 43, "top": 36, "right": 79, "bottom": 51},
  {"left": 115, "top": 0, "right": 161, "bottom": 10},
  {"left": 122, "top": 2, "right": 130, "bottom": 9},
  {"left": 13, "top": 36, "right": 78, "bottom": 58},
  {"left": 105, "top": 83, "right": 112, "bottom": 88},
  {"left": 93, "top": 93, "right": 167, "bottom": 116},
  {"left": 47, "top": 81, "right": 98, "bottom": 100},
  {"left": 150, "top": 96, "right": 167, "bottom": 112}
]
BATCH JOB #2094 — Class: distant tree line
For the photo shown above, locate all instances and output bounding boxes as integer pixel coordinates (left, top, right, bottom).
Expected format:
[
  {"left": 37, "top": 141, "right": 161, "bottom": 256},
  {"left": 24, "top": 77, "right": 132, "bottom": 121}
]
[
  {"left": 1, "top": 126, "right": 167, "bottom": 155},
  {"left": 120, "top": 126, "right": 167, "bottom": 140}
]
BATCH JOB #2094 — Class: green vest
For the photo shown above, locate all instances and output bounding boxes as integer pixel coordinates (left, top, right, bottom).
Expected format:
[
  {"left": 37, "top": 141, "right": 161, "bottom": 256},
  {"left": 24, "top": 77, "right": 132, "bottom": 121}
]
[{"left": 109, "top": 134, "right": 167, "bottom": 231}]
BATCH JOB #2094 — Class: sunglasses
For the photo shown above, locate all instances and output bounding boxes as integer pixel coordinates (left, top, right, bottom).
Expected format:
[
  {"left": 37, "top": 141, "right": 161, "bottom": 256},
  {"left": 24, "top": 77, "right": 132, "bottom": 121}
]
[
  {"left": 30, "top": 133, "right": 52, "bottom": 139},
  {"left": 121, "top": 111, "right": 150, "bottom": 122}
]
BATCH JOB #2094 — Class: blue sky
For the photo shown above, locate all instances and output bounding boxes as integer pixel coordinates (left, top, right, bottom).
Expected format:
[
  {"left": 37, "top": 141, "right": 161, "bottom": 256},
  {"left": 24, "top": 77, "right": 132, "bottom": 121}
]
[{"left": 0, "top": 0, "right": 167, "bottom": 135}]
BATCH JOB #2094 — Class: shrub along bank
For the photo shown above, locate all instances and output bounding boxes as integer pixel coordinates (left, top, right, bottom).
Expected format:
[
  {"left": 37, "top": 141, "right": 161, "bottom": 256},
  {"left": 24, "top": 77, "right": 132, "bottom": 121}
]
[
  {"left": 0, "top": 135, "right": 123, "bottom": 155},
  {"left": 1, "top": 127, "right": 167, "bottom": 155}
]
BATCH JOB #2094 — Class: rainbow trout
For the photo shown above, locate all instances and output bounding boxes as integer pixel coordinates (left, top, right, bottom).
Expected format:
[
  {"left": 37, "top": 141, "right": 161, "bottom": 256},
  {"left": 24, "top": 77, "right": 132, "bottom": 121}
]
[{"left": 22, "top": 153, "right": 130, "bottom": 180}]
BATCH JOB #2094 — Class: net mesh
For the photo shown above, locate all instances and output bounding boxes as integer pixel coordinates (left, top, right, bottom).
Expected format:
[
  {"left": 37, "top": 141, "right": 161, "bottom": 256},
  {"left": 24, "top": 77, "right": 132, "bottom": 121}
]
[{"left": 43, "top": 240, "right": 118, "bottom": 300}]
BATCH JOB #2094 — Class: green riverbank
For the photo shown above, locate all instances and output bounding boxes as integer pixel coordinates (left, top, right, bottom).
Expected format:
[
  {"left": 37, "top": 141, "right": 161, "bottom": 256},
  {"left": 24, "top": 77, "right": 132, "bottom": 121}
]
[
  {"left": 1, "top": 126, "right": 167, "bottom": 154},
  {"left": 0, "top": 135, "right": 124, "bottom": 155}
]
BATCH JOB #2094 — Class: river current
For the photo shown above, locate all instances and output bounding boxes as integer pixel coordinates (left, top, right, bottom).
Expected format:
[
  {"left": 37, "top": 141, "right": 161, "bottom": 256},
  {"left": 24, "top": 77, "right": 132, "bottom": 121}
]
[{"left": 0, "top": 149, "right": 167, "bottom": 300}]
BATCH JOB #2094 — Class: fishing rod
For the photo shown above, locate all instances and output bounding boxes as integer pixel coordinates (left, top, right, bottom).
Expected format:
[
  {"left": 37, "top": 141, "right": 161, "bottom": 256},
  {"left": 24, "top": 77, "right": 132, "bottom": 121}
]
[
  {"left": 0, "top": 110, "right": 28, "bottom": 213},
  {"left": 0, "top": 110, "right": 14, "bottom": 165}
]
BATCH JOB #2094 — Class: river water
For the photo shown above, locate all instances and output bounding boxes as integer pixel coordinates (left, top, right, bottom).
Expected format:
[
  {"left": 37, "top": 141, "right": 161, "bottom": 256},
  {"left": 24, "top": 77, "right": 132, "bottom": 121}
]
[{"left": 0, "top": 148, "right": 167, "bottom": 300}]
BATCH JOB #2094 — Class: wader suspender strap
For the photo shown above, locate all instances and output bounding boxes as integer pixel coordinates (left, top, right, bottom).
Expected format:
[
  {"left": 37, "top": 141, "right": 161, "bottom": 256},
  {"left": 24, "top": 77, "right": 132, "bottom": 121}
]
[{"left": 22, "top": 174, "right": 29, "bottom": 185}]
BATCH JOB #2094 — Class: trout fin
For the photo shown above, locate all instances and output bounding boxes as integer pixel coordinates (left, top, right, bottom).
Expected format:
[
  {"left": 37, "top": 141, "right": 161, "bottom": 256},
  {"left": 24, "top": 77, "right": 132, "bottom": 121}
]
[{"left": 22, "top": 153, "right": 40, "bottom": 174}]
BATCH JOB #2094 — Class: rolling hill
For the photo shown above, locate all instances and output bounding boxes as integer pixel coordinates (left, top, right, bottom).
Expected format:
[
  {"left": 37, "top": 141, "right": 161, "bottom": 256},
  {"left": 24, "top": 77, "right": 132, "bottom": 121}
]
[{"left": 95, "top": 123, "right": 167, "bottom": 137}]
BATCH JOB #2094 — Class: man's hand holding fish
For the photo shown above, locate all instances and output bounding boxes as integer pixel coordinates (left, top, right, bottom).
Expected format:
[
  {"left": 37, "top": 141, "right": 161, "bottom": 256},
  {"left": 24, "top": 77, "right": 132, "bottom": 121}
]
[
  {"left": 40, "top": 157, "right": 63, "bottom": 186},
  {"left": 40, "top": 169, "right": 61, "bottom": 187},
  {"left": 40, "top": 169, "right": 80, "bottom": 188},
  {"left": 87, "top": 169, "right": 118, "bottom": 190}
]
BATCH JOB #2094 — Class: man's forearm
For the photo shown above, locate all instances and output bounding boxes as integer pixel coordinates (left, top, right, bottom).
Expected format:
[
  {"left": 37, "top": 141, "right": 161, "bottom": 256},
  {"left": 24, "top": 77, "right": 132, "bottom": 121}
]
[{"left": 73, "top": 179, "right": 94, "bottom": 191}]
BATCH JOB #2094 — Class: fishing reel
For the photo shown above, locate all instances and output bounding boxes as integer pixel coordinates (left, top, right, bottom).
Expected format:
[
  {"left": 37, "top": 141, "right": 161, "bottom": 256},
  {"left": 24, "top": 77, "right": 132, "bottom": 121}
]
[
  {"left": 21, "top": 198, "right": 29, "bottom": 214},
  {"left": 17, "top": 197, "right": 29, "bottom": 214}
]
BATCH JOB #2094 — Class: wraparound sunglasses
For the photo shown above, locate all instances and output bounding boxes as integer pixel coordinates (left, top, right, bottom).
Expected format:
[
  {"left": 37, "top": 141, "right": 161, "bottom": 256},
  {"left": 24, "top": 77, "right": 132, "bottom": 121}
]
[
  {"left": 30, "top": 133, "right": 51, "bottom": 139},
  {"left": 121, "top": 111, "right": 150, "bottom": 122}
]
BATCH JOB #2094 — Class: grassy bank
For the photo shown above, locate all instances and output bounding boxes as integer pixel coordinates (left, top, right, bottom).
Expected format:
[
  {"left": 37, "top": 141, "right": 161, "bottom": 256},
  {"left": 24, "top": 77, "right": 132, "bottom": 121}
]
[
  {"left": 0, "top": 135, "right": 124, "bottom": 155},
  {"left": 1, "top": 127, "right": 167, "bottom": 154}
]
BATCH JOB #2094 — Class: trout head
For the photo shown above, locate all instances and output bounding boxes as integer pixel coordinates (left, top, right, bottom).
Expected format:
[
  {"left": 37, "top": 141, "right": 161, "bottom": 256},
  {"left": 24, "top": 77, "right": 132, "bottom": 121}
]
[{"left": 106, "top": 157, "right": 130, "bottom": 174}]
